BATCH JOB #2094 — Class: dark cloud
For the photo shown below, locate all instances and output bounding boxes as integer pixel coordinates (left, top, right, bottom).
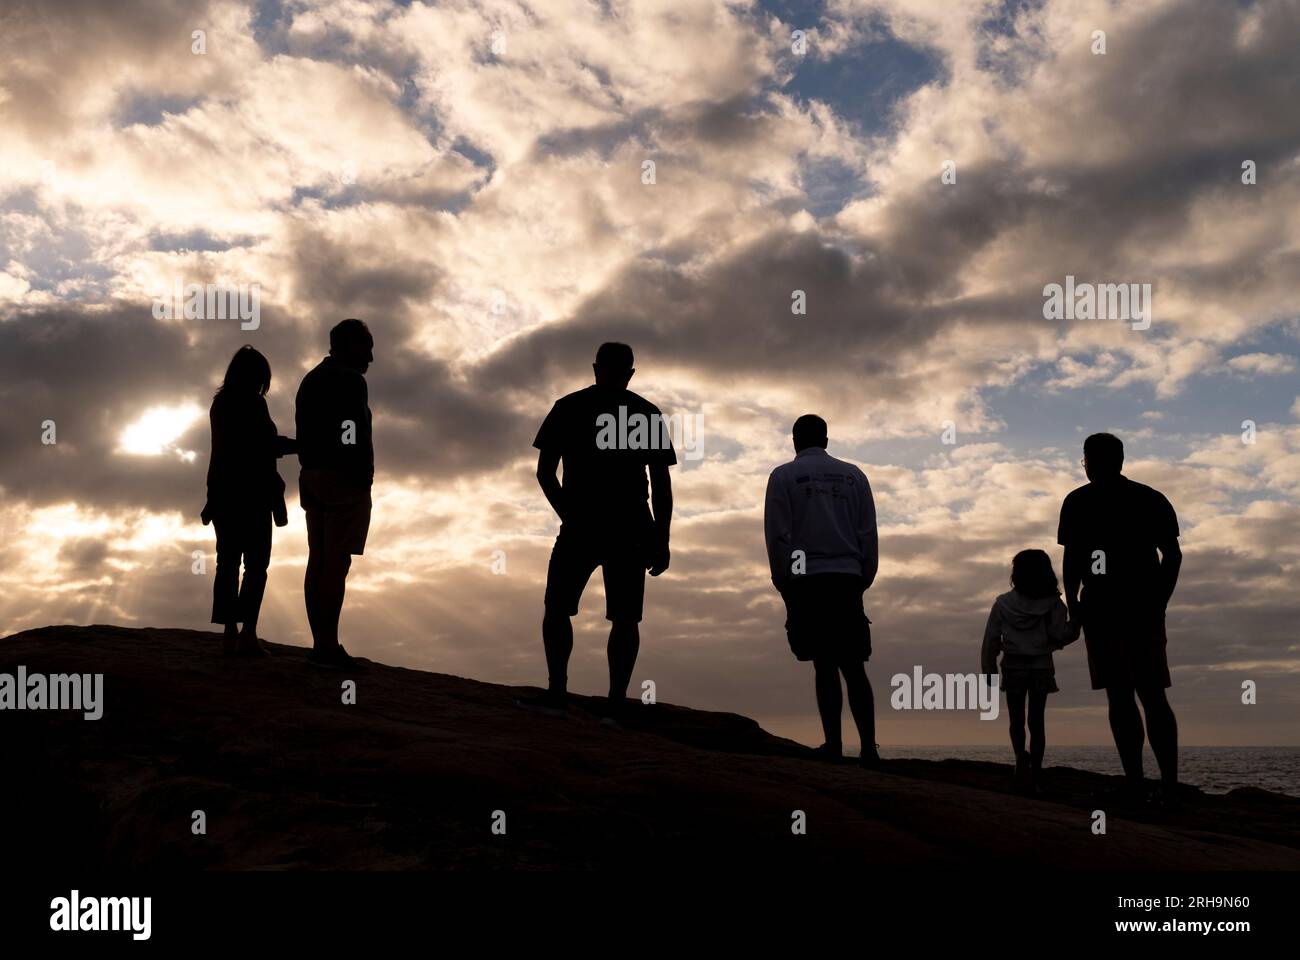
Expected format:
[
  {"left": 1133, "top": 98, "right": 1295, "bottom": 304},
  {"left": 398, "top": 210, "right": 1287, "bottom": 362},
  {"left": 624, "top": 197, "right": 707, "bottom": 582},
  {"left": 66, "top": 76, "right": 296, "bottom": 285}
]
[
  {"left": 0, "top": 0, "right": 225, "bottom": 140},
  {"left": 0, "top": 215, "right": 537, "bottom": 512}
]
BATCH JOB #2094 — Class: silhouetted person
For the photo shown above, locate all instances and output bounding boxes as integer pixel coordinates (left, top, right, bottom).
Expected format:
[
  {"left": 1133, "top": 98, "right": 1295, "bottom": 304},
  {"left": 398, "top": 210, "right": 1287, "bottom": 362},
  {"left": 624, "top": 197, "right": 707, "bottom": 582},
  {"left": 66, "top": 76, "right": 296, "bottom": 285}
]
[
  {"left": 296, "top": 318, "right": 374, "bottom": 670},
  {"left": 519, "top": 342, "right": 675, "bottom": 723},
  {"left": 201, "top": 345, "right": 297, "bottom": 657},
  {"left": 1058, "top": 432, "right": 1182, "bottom": 806},
  {"left": 981, "top": 549, "right": 1079, "bottom": 795},
  {"left": 765, "top": 415, "right": 879, "bottom": 767}
]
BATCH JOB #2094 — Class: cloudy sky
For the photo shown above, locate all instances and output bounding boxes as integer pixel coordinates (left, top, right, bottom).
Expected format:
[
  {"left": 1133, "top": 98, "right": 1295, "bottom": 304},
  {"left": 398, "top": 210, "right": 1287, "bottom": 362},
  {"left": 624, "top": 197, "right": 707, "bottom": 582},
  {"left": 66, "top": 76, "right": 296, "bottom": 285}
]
[{"left": 2, "top": 0, "right": 1298, "bottom": 748}]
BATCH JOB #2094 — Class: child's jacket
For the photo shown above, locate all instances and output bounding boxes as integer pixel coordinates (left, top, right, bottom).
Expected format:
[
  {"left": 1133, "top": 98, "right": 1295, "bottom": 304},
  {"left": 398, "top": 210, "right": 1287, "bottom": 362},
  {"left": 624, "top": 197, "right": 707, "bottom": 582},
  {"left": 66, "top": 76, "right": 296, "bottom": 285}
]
[{"left": 981, "top": 589, "right": 1074, "bottom": 675}]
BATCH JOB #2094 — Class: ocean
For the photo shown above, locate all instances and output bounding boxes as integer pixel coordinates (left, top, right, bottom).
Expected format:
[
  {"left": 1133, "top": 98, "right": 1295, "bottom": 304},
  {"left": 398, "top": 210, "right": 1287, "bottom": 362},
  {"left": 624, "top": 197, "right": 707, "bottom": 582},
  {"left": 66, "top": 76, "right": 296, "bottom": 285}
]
[{"left": 875, "top": 745, "right": 1300, "bottom": 797}]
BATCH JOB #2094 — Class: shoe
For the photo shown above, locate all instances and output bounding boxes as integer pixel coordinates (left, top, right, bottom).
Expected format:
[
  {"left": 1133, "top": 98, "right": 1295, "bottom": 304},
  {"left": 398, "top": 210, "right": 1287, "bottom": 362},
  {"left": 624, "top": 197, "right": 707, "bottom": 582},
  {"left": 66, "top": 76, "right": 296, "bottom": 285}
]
[
  {"left": 1030, "top": 767, "right": 1046, "bottom": 797},
  {"left": 598, "top": 697, "right": 636, "bottom": 728},
  {"left": 306, "top": 644, "right": 364, "bottom": 671},
  {"left": 811, "top": 743, "right": 845, "bottom": 764},
  {"left": 516, "top": 690, "right": 568, "bottom": 717},
  {"left": 1091, "top": 780, "right": 1147, "bottom": 808},
  {"left": 1013, "top": 751, "right": 1032, "bottom": 793},
  {"left": 1148, "top": 782, "right": 1184, "bottom": 812},
  {"left": 859, "top": 744, "right": 882, "bottom": 769},
  {"left": 221, "top": 631, "right": 239, "bottom": 657},
  {"left": 236, "top": 632, "right": 271, "bottom": 658}
]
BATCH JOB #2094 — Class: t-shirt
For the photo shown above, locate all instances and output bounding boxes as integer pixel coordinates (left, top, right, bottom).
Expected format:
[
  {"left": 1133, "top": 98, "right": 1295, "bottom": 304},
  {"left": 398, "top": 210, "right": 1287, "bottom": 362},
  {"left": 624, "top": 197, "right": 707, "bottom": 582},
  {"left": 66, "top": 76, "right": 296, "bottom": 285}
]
[
  {"left": 1057, "top": 475, "right": 1179, "bottom": 613},
  {"left": 533, "top": 385, "right": 676, "bottom": 528},
  {"left": 295, "top": 355, "right": 374, "bottom": 488}
]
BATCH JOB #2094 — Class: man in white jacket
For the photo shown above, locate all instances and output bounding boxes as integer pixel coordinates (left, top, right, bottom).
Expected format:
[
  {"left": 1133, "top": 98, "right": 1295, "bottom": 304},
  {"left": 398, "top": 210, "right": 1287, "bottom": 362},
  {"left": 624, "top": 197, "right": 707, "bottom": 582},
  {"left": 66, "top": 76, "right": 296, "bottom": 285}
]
[{"left": 764, "top": 415, "right": 879, "bottom": 767}]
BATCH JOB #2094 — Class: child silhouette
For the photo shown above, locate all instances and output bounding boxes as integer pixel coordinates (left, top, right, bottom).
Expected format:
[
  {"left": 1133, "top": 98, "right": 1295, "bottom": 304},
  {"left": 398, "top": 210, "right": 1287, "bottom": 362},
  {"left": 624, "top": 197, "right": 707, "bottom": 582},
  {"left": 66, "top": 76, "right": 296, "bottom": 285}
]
[{"left": 981, "top": 549, "right": 1080, "bottom": 794}]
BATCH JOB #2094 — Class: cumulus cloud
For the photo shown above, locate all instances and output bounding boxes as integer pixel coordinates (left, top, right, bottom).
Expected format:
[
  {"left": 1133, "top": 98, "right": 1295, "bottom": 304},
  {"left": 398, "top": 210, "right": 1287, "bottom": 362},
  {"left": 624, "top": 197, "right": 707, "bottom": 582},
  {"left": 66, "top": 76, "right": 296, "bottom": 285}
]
[{"left": 2, "top": 0, "right": 1298, "bottom": 745}]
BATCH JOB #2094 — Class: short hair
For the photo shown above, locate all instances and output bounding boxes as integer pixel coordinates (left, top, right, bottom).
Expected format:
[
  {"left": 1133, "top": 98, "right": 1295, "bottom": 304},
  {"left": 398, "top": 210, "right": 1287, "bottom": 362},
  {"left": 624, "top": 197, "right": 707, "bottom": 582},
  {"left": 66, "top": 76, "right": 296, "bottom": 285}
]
[
  {"left": 1083, "top": 432, "right": 1124, "bottom": 475},
  {"left": 792, "top": 414, "right": 828, "bottom": 449},
  {"left": 595, "top": 341, "right": 634, "bottom": 370},
  {"left": 330, "top": 318, "right": 373, "bottom": 352}
]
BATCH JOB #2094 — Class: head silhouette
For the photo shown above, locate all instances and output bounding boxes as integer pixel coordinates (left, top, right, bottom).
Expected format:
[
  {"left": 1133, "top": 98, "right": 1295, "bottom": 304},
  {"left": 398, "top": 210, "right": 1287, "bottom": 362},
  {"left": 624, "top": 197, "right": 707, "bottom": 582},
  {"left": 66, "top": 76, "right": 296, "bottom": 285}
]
[
  {"left": 593, "top": 341, "right": 634, "bottom": 389},
  {"left": 792, "top": 414, "right": 828, "bottom": 453},
  {"left": 330, "top": 318, "right": 374, "bottom": 374},
  {"left": 1010, "top": 549, "right": 1060, "bottom": 598},
  {"left": 1083, "top": 432, "right": 1124, "bottom": 481},
  {"left": 217, "top": 345, "right": 271, "bottom": 398}
]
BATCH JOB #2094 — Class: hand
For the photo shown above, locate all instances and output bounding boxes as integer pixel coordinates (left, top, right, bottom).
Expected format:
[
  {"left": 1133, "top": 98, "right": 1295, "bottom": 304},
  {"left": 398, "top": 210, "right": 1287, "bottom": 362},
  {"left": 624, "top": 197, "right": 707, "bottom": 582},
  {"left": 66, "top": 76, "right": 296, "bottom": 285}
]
[{"left": 647, "top": 540, "right": 670, "bottom": 577}]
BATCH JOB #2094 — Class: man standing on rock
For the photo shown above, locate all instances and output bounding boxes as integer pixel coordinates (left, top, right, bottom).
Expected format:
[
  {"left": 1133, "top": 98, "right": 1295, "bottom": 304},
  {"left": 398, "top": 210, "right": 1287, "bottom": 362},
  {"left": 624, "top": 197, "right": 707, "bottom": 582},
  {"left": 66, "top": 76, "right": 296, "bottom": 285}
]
[
  {"left": 764, "top": 414, "right": 879, "bottom": 768},
  {"left": 296, "top": 318, "right": 374, "bottom": 671},
  {"left": 519, "top": 342, "right": 675, "bottom": 724},
  {"left": 1058, "top": 432, "right": 1182, "bottom": 806}
]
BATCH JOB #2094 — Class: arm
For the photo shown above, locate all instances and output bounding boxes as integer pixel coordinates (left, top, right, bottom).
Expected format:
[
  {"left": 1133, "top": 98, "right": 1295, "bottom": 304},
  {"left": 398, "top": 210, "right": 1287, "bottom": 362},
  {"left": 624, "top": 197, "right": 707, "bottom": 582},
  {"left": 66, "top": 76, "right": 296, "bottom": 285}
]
[
  {"left": 275, "top": 435, "right": 297, "bottom": 457},
  {"left": 355, "top": 377, "right": 374, "bottom": 486},
  {"left": 980, "top": 603, "right": 1002, "bottom": 677},
  {"left": 1062, "top": 544, "right": 1086, "bottom": 620},
  {"left": 647, "top": 462, "right": 673, "bottom": 576},
  {"left": 858, "top": 473, "right": 879, "bottom": 589},
  {"left": 1046, "top": 597, "right": 1075, "bottom": 649},
  {"left": 535, "top": 448, "right": 565, "bottom": 523},
  {"left": 764, "top": 470, "right": 792, "bottom": 592},
  {"left": 1157, "top": 538, "right": 1182, "bottom": 611}
]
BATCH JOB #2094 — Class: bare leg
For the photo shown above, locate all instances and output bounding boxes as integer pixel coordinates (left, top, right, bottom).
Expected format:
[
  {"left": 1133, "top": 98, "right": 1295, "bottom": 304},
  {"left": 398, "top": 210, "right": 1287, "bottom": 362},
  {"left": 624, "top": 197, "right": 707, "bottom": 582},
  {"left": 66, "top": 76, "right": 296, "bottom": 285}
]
[
  {"left": 840, "top": 661, "right": 876, "bottom": 753},
  {"left": 542, "top": 608, "right": 574, "bottom": 695},
  {"left": 1137, "top": 685, "right": 1178, "bottom": 788},
  {"left": 1028, "top": 690, "right": 1048, "bottom": 772},
  {"left": 607, "top": 619, "right": 640, "bottom": 701},
  {"left": 813, "top": 658, "right": 843, "bottom": 751},
  {"left": 305, "top": 550, "right": 351, "bottom": 651},
  {"left": 1006, "top": 689, "right": 1027, "bottom": 758},
  {"left": 1106, "top": 685, "right": 1146, "bottom": 788}
]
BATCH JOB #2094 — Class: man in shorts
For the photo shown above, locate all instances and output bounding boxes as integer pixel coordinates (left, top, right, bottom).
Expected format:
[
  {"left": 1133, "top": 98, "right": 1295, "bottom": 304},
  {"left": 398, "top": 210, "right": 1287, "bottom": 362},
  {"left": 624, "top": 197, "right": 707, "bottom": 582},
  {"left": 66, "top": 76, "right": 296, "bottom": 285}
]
[
  {"left": 764, "top": 415, "right": 879, "bottom": 767},
  {"left": 1058, "top": 432, "right": 1183, "bottom": 804},
  {"left": 519, "top": 342, "right": 675, "bottom": 722},
  {"left": 296, "top": 318, "right": 374, "bottom": 670}
]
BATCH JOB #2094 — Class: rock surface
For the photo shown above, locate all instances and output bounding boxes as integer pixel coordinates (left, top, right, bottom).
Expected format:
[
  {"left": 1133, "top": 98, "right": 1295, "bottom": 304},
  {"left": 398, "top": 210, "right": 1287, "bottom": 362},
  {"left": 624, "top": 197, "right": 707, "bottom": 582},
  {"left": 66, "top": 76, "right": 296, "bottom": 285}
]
[{"left": 3, "top": 624, "right": 1297, "bottom": 870}]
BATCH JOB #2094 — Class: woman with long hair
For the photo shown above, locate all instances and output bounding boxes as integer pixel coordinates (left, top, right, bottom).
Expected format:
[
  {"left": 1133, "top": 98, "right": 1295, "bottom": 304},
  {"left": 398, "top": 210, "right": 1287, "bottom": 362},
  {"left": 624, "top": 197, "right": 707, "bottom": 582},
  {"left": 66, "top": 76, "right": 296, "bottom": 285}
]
[{"left": 201, "top": 345, "right": 297, "bottom": 656}]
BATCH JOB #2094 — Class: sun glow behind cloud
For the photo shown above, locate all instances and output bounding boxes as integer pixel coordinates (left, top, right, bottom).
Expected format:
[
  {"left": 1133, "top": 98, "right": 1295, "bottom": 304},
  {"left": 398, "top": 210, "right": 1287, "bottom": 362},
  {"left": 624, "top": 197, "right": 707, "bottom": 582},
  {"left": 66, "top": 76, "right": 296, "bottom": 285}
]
[
  {"left": 117, "top": 403, "right": 203, "bottom": 460},
  {"left": 1, "top": 0, "right": 1298, "bottom": 749}
]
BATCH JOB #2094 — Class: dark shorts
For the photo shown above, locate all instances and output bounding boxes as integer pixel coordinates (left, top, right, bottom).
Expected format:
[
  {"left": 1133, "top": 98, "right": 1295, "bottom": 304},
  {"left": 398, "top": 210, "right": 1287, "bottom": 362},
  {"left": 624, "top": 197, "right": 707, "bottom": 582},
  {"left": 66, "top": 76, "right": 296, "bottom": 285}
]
[
  {"left": 300, "top": 468, "right": 372, "bottom": 556},
  {"left": 1001, "top": 667, "right": 1058, "bottom": 695},
  {"left": 781, "top": 573, "right": 871, "bottom": 664},
  {"left": 544, "top": 520, "right": 652, "bottom": 623},
  {"left": 1081, "top": 606, "right": 1171, "bottom": 691}
]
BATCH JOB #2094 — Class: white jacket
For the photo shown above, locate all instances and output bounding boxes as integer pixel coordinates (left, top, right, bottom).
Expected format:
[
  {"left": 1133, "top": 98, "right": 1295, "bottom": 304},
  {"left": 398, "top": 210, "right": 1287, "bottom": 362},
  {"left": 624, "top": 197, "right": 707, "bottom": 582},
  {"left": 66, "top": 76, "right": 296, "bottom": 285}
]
[
  {"left": 764, "top": 447, "right": 878, "bottom": 588},
  {"left": 980, "top": 590, "right": 1076, "bottom": 674}
]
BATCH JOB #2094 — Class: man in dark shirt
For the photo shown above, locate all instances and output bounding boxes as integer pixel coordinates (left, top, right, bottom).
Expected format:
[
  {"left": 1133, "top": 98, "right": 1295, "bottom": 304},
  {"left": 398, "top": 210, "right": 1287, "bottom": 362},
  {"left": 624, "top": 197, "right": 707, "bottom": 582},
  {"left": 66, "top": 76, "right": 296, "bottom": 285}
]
[
  {"left": 519, "top": 342, "right": 675, "bottom": 722},
  {"left": 1058, "top": 432, "right": 1182, "bottom": 803},
  {"left": 295, "top": 318, "right": 374, "bottom": 670}
]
